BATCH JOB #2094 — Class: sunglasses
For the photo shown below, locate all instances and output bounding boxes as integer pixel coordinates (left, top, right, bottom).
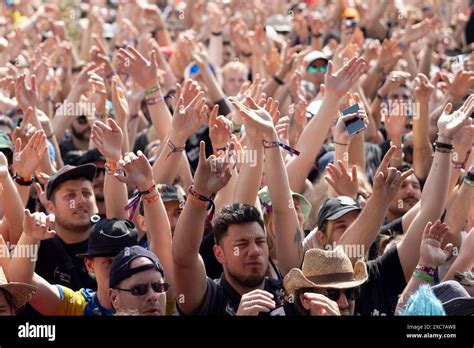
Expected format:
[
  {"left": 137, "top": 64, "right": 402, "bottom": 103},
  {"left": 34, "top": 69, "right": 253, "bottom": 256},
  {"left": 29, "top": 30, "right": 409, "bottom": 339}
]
[
  {"left": 318, "top": 287, "right": 361, "bottom": 302},
  {"left": 116, "top": 282, "right": 169, "bottom": 296},
  {"left": 77, "top": 115, "right": 88, "bottom": 125},
  {"left": 307, "top": 65, "right": 327, "bottom": 74}
]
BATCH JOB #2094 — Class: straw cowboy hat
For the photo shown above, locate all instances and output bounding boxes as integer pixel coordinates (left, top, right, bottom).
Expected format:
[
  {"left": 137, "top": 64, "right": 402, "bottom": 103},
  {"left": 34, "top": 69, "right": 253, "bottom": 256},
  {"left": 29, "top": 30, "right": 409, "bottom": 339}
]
[
  {"left": 0, "top": 267, "right": 38, "bottom": 308},
  {"left": 284, "top": 247, "right": 368, "bottom": 296}
]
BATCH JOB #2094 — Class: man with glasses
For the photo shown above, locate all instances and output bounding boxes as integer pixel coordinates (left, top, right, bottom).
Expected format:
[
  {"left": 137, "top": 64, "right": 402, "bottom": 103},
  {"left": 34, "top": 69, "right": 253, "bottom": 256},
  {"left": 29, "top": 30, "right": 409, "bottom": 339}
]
[
  {"left": 109, "top": 246, "right": 168, "bottom": 316},
  {"left": 284, "top": 247, "right": 367, "bottom": 316},
  {"left": 303, "top": 51, "right": 329, "bottom": 98},
  {"left": 10, "top": 217, "right": 139, "bottom": 316}
]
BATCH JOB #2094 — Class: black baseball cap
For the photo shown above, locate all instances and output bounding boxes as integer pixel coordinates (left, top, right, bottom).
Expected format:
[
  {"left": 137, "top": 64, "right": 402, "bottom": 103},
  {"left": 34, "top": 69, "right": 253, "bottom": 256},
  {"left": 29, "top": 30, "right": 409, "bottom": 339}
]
[
  {"left": 77, "top": 219, "right": 138, "bottom": 258},
  {"left": 46, "top": 164, "right": 97, "bottom": 200},
  {"left": 76, "top": 148, "right": 106, "bottom": 166},
  {"left": 317, "top": 196, "right": 362, "bottom": 229},
  {"left": 109, "top": 246, "right": 164, "bottom": 288}
]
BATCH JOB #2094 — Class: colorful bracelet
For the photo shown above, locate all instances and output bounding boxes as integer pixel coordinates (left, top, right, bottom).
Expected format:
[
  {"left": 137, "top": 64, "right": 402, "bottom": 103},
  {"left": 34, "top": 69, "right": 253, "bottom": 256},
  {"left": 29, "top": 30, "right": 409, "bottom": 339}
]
[
  {"left": 187, "top": 185, "right": 216, "bottom": 220},
  {"left": 105, "top": 161, "right": 122, "bottom": 175},
  {"left": 413, "top": 270, "right": 434, "bottom": 284},
  {"left": 262, "top": 139, "right": 300, "bottom": 156},
  {"left": 464, "top": 178, "right": 474, "bottom": 188},
  {"left": 273, "top": 75, "right": 285, "bottom": 85},
  {"left": 124, "top": 184, "right": 158, "bottom": 218},
  {"left": 13, "top": 174, "right": 34, "bottom": 186},
  {"left": 144, "top": 85, "right": 161, "bottom": 96},
  {"left": 416, "top": 265, "right": 436, "bottom": 277},
  {"left": 452, "top": 161, "right": 465, "bottom": 169}
]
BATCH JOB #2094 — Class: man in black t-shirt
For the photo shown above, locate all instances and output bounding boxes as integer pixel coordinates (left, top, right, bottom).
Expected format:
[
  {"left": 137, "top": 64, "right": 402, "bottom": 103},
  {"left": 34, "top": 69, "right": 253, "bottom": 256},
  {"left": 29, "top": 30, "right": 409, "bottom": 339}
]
[
  {"left": 173, "top": 143, "right": 288, "bottom": 316},
  {"left": 35, "top": 164, "right": 99, "bottom": 291}
]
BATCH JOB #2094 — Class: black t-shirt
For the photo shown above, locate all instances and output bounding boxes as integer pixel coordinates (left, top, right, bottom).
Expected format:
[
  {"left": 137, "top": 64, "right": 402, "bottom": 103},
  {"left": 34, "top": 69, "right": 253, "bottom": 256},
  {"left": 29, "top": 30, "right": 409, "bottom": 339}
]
[
  {"left": 199, "top": 232, "right": 223, "bottom": 280},
  {"left": 368, "top": 218, "right": 404, "bottom": 260},
  {"left": 35, "top": 237, "right": 97, "bottom": 291},
  {"left": 185, "top": 274, "right": 290, "bottom": 316},
  {"left": 355, "top": 245, "right": 406, "bottom": 316}
]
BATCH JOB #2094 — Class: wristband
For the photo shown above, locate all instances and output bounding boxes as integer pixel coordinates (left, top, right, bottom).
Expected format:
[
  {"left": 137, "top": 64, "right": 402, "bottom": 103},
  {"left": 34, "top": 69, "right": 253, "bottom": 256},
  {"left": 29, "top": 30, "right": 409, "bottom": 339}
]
[
  {"left": 416, "top": 265, "right": 436, "bottom": 277},
  {"left": 241, "top": 51, "right": 252, "bottom": 58},
  {"left": 165, "top": 139, "right": 186, "bottom": 160},
  {"left": 188, "top": 185, "right": 216, "bottom": 220},
  {"left": 124, "top": 184, "right": 157, "bottom": 218},
  {"left": 376, "top": 92, "right": 387, "bottom": 100},
  {"left": 413, "top": 270, "right": 434, "bottom": 284},
  {"left": 273, "top": 75, "right": 285, "bottom": 85},
  {"left": 144, "top": 85, "right": 161, "bottom": 96},
  {"left": 452, "top": 161, "right": 465, "bottom": 169},
  {"left": 211, "top": 31, "right": 222, "bottom": 36},
  {"left": 434, "top": 141, "right": 454, "bottom": 151},
  {"left": 105, "top": 161, "right": 122, "bottom": 175},
  {"left": 262, "top": 139, "right": 300, "bottom": 156},
  {"left": 311, "top": 32, "right": 323, "bottom": 38},
  {"left": 13, "top": 174, "right": 34, "bottom": 186},
  {"left": 334, "top": 141, "right": 349, "bottom": 146}
]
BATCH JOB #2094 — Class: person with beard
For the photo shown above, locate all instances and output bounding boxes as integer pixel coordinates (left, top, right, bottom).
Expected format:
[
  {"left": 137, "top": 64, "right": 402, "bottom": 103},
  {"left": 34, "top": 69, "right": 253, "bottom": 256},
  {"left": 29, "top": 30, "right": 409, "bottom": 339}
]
[
  {"left": 75, "top": 149, "right": 107, "bottom": 217},
  {"left": 59, "top": 115, "right": 92, "bottom": 163},
  {"left": 385, "top": 171, "right": 421, "bottom": 223},
  {"left": 173, "top": 142, "right": 289, "bottom": 316},
  {"left": 33, "top": 164, "right": 99, "bottom": 290}
]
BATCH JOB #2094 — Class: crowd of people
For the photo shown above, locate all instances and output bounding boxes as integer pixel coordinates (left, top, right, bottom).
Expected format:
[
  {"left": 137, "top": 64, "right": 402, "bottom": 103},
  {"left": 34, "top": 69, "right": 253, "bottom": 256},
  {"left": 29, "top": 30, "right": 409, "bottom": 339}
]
[{"left": 0, "top": 0, "right": 473, "bottom": 317}]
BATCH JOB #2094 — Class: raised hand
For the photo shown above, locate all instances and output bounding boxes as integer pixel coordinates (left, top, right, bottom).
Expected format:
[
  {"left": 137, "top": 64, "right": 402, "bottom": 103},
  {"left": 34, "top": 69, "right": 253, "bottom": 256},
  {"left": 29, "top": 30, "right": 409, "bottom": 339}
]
[
  {"left": 117, "top": 46, "right": 159, "bottom": 89},
  {"left": 372, "top": 147, "right": 414, "bottom": 203},
  {"left": 444, "top": 70, "right": 474, "bottom": 101},
  {"left": 419, "top": 220, "right": 452, "bottom": 269},
  {"left": 114, "top": 151, "right": 154, "bottom": 191},
  {"left": 324, "top": 161, "right": 359, "bottom": 198},
  {"left": 209, "top": 105, "right": 232, "bottom": 151},
  {"left": 111, "top": 76, "right": 129, "bottom": 126},
  {"left": 275, "top": 116, "right": 290, "bottom": 145},
  {"left": 324, "top": 57, "right": 366, "bottom": 100},
  {"left": 22, "top": 209, "right": 56, "bottom": 242},
  {"left": 193, "top": 141, "right": 232, "bottom": 197},
  {"left": 301, "top": 292, "right": 341, "bottom": 316},
  {"left": 377, "top": 39, "right": 402, "bottom": 74},
  {"left": 230, "top": 97, "right": 276, "bottom": 142},
  {"left": 15, "top": 74, "right": 38, "bottom": 112},
  {"left": 13, "top": 130, "right": 47, "bottom": 179},
  {"left": 413, "top": 73, "right": 434, "bottom": 103},
  {"left": 91, "top": 118, "right": 123, "bottom": 162},
  {"left": 175, "top": 79, "right": 202, "bottom": 106},
  {"left": 171, "top": 91, "right": 208, "bottom": 145},
  {"left": 378, "top": 71, "right": 411, "bottom": 97},
  {"left": 87, "top": 72, "right": 107, "bottom": 118},
  {"left": 236, "top": 289, "right": 276, "bottom": 316},
  {"left": 438, "top": 95, "right": 474, "bottom": 139}
]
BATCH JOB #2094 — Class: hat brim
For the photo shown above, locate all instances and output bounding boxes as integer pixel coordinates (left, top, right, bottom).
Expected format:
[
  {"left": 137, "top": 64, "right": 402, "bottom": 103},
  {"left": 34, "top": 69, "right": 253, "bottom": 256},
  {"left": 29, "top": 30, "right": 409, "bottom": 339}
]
[
  {"left": 76, "top": 249, "right": 124, "bottom": 259},
  {"left": 0, "top": 282, "right": 38, "bottom": 308},
  {"left": 325, "top": 206, "right": 362, "bottom": 222},
  {"left": 292, "top": 193, "right": 312, "bottom": 221},
  {"left": 443, "top": 298, "right": 474, "bottom": 316},
  {"left": 47, "top": 164, "right": 97, "bottom": 200},
  {"left": 284, "top": 260, "right": 368, "bottom": 296}
]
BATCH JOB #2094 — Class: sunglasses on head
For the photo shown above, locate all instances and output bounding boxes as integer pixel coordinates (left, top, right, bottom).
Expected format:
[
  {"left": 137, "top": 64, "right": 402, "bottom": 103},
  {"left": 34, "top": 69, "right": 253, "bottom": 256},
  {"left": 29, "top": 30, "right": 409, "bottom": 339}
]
[
  {"left": 317, "top": 286, "right": 361, "bottom": 302},
  {"left": 116, "top": 282, "right": 169, "bottom": 296},
  {"left": 307, "top": 65, "right": 327, "bottom": 74}
]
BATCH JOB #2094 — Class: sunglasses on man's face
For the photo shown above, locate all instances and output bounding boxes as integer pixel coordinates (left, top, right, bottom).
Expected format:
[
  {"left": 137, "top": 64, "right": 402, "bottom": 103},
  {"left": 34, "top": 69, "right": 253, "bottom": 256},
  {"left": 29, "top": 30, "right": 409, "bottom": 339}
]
[
  {"left": 317, "top": 286, "right": 361, "bottom": 302},
  {"left": 307, "top": 65, "right": 327, "bottom": 74},
  {"left": 116, "top": 282, "right": 169, "bottom": 296}
]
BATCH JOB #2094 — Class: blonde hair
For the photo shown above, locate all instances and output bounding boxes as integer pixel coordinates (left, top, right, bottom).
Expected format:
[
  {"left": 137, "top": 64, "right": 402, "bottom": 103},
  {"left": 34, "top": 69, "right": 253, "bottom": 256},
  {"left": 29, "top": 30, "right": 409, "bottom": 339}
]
[{"left": 222, "top": 61, "right": 249, "bottom": 77}]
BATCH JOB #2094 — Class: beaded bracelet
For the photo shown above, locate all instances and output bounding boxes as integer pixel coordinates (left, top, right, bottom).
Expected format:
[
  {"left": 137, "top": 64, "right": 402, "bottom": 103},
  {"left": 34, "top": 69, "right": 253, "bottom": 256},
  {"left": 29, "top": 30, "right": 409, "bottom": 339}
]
[
  {"left": 13, "top": 174, "right": 34, "bottom": 186},
  {"left": 262, "top": 139, "right": 300, "bottom": 156}
]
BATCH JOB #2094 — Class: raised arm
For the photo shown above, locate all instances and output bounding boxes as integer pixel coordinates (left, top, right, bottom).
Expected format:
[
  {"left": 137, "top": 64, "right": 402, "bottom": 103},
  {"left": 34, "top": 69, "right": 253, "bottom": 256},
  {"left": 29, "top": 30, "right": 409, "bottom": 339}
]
[
  {"left": 287, "top": 57, "right": 366, "bottom": 193},
  {"left": 396, "top": 221, "right": 452, "bottom": 314},
  {"left": 91, "top": 118, "right": 128, "bottom": 220},
  {"left": 397, "top": 95, "right": 474, "bottom": 282},
  {"left": 231, "top": 96, "right": 301, "bottom": 275},
  {"left": 10, "top": 210, "right": 61, "bottom": 315},
  {"left": 338, "top": 147, "right": 413, "bottom": 263},
  {"left": 172, "top": 141, "right": 232, "bottom": 315},
  {"left": 412, "top": 73, "right": 434, "bottom": 180},
  {"left": 114, "top": 151, "right": 174, "bottom": 305}
]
